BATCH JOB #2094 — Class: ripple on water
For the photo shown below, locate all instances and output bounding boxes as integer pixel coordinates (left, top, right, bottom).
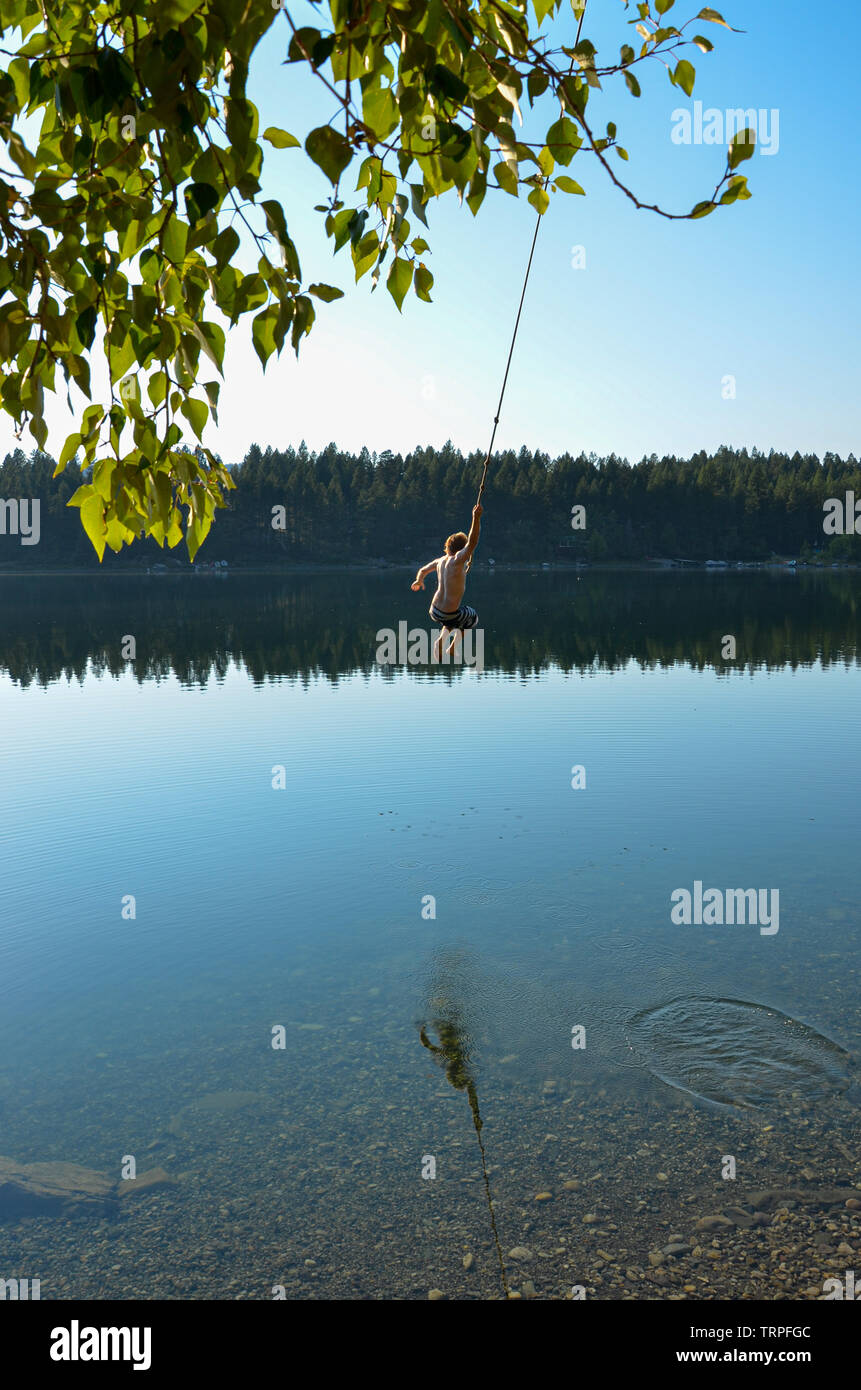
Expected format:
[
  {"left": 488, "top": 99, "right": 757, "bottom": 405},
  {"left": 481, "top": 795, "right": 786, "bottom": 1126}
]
[{"left": 625, "top": 995, "right": 856, "bottom": 1110}]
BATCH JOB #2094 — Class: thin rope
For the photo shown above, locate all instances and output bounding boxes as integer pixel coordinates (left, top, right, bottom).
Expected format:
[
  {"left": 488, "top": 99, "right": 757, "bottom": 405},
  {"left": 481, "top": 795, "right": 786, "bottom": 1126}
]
[
  {"left": 475, "top": 203, "right": 543, "bottom": 506},
  {"left": 475, "top": 1, "right": 588, "bottom": 508}
]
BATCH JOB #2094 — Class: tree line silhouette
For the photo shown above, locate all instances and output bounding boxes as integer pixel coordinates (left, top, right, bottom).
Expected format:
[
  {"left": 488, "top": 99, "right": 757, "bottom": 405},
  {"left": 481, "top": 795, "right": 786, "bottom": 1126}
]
[{"left": 1, "top": 442, "right": 860, "bottom": 567}]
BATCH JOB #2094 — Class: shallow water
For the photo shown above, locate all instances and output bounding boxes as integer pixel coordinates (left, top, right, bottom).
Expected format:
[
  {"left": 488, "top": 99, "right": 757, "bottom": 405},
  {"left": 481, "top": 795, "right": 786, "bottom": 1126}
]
[
  {"left": 626, "top": 996, "right": 857, "bottom": 1110},
  {"left": 0, "top": 569, "right": 858, "bottom": 1299}
]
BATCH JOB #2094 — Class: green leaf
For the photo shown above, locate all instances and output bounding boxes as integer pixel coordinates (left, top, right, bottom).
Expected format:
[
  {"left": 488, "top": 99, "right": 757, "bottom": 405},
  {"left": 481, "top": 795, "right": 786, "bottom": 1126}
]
[
  {"left": 119, "top": 219, "right": 145, "bottom": 262},
  {"left": 352, "top": 232, "right": 379, "bottom": 281},
  {"left": 527, "top": 70, "right": 549, "bottom": 103},
  {"left": 104, "top": 515, "right": 135, "bottom": 554},
  {"left": 532, "top": 0, "right": 556, "bottom": 23},
  {"left": 8, "top": 57, "right": 29, "bottom": 110},
  {"left": 728, "top": 128, "right": 756, "bottom": 169},
  {"left": 160, "top": 0, "right": 203, "bottom": 22},
  {"left": 363, "top": 85, "right": 398, "bottom": 139},
  {"left": 291, "top": 295, "right": 315, "bottom": 350},
  {"left": 108, "top": 331, "right": 136, "bottom": 382},
  {"left": 554, "top": 175, "right": 585, "bottom": 195},
  {"left": 439, "top": 6, "right": 474, "bottom": 56},
  {"left": 697, "top": 7, "right": 732, "bottom": 27},
  {"left": 7, "top": 132, "right": 36, "bottom": 180},
  {"left": 147, "top": 371, "right": 167, "bottom": 408},
  {"left": 546, "top": 117, "right": 581, "bottom": 166},
  {"left": 720, "top": 175, "right": 751, "bottom": 204},
  {"left": 29, "top": 415, "right": 48, "bottom": 449},
  {"left": 262, "top": 127, "right": 301, "bottom": 149},
  {"left": 428, "top": 64, "right": 468, "bottom": 105},
  {"left": 414, "top": 264, "right": 433, "bottom": 302},
  {"left": 147, "top": 471, "right": 172, "bottom": 534},
  {"left": 58, "top": 433, "right": 82, "bottom": 470},
  {"left": 75, "top": 306, "right": 97, "bottom": 350},
  {"left": 690, "top": 200, "right": 716, "bottom": 219},
  {"left": 286, "top": 27, "right": 323, "bottom": 64},
  {"left": 386, "top": 257, "right": 413, "bottom": 312},
  {"left": 81, "top": 404, "right": 105, "bottom": 439},
  {"left": 673, "top": 60, "right": 696, "bottom": 97},
  {"left": 202, "top": 380, "right": 220, "bottom": 422},
  {"left": 261, "top": 200, "right": 300, "bottom": 277},
  {"left": 251, "top": 304, "right": 280, "bottom": 367},
  {"left": 180, "top": 396, "right": 208, "bottom": 441},
  {"left": 118, "top": 374, "right": 141, "bottom": 416},
  {"left": 185, "top": 182, "right": 219, "bottom": 224},
  {"left": 410, "top": 183, "right": 429, "bottom": 228},
  {"left": 494, "top": 160, "right": 519, "bottom": 196},
  {"left": 356, "top": 156, "right": 376, "bottom": 192},
  {"left": 210, "top": 228, "right": 239, "bottom": 278},
  {"left": 162, "top": 216, "right": 188, "bottom": 264},
  {"left": 139, "top": 249, "right": 162, "bottom": 284},
  {"left": 78, "top": 490, "right": 107, "bottom": 561},
  {"left": 308, "top": 283, "right": 344, "bottom": 302},
  {"left": 187, "top": 320, "right": 226, "bottom": 376},
  {"left": 305, "top": 126, "right": 353, "bottom": 186},
  {"left": 528, "top": 186, "right": 549, "bottom": 214},
  {"left": 92, "top": 457, "right": 116, "bottom": 502},
  {"left": 186, "top": 510, "right": 211, "bottom": 563}
]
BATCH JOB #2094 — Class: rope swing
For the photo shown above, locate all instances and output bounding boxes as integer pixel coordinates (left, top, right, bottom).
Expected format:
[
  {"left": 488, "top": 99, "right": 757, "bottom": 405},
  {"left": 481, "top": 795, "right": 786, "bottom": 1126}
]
[
  {"left": 475, "top": 204, "right": 544, "bottom": 508},
  {"left": 474, "top": 0, "right": 588, "bottom": 507}
]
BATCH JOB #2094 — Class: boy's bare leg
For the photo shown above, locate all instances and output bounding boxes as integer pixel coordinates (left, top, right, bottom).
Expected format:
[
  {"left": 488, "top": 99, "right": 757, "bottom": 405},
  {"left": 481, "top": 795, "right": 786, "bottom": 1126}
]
[
  {"left": 433, "top": 626, "right": 448, "bottom": 662},
  {"left": 446, "top": 629, "right": 463, "bottom": 661}
]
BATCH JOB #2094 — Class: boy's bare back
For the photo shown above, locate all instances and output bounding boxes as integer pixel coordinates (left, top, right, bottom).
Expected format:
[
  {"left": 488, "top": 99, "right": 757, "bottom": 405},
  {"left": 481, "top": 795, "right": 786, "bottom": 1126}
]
[
  {"left": 432, "top": 550, "right": 470, "bottom": 611},
  {"left": 410, "top": 504, "right": 482, "bottom": 607}
]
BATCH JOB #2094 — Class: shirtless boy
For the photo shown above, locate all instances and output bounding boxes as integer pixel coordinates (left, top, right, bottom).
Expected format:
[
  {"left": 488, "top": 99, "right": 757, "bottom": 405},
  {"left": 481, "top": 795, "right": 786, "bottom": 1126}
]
[{"left": 410, "top": 503, "right": 482, "bottom": 662}]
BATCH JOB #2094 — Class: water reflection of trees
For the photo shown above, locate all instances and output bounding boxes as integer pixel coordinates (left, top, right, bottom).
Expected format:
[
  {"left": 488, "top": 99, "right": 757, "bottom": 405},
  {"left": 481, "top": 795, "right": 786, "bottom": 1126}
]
[{"left": 1, "top": 571, "right": 859, "bottom": 689}]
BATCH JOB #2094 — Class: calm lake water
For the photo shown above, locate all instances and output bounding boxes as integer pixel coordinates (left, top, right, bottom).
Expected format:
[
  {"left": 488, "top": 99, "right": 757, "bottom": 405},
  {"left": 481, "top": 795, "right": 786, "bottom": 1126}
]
[{"left": 0, "top": 569, "right": 859, "bottom": 1300}]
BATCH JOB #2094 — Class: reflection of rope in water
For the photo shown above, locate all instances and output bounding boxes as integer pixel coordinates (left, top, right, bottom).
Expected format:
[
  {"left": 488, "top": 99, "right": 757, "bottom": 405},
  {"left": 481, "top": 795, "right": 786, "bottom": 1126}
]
[{"left": 419, "top": 1021, "right": 510, "bottom": 1299}]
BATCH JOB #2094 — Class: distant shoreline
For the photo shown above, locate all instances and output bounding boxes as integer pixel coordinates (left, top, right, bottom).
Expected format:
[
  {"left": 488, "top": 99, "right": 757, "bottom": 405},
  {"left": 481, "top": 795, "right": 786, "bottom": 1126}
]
[{"left": 0, "top": 560, "right": 857, "bottom": 579}]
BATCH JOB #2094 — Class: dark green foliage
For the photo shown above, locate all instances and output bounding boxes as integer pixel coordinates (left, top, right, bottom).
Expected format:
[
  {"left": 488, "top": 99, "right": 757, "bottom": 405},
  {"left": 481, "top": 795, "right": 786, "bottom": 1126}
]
[
  {"left": 0, "top": 0, "right": 746, "bottom": 559},
  {"left": 2, "top": 443, "right": 860, "bottom": 567}
]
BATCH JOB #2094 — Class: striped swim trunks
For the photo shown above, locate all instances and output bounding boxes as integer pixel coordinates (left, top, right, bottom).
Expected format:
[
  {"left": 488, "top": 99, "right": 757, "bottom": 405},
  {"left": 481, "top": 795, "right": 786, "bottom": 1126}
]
[{"left": 429, "top": 603, "right": 479, "bottom": 630}]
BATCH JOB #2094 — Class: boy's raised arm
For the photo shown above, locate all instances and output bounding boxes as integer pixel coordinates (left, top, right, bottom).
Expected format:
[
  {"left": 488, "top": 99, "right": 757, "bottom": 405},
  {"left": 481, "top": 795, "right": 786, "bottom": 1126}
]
[{"left": 461, "top": 504, "right": 483, "bottom": 557}]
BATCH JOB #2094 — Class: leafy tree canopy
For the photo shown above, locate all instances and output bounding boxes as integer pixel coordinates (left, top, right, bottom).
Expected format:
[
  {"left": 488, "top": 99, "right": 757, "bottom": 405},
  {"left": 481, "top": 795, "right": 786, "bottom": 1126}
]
[{"left": 0, "top": 0, "right": 752, "bottom": 558}]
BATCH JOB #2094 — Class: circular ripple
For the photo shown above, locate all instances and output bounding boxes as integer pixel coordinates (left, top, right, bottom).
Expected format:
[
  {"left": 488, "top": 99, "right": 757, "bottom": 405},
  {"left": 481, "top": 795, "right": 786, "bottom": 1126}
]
[{"left": 626, "top": 996, "right": 855, "bottom": 1110}]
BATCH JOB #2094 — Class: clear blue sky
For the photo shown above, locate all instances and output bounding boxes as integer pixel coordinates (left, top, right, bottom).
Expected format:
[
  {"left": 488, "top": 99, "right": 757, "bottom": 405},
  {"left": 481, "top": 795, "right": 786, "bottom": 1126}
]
[{"left": 9, "top": 1, "right": 861, "bottom": 465}]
